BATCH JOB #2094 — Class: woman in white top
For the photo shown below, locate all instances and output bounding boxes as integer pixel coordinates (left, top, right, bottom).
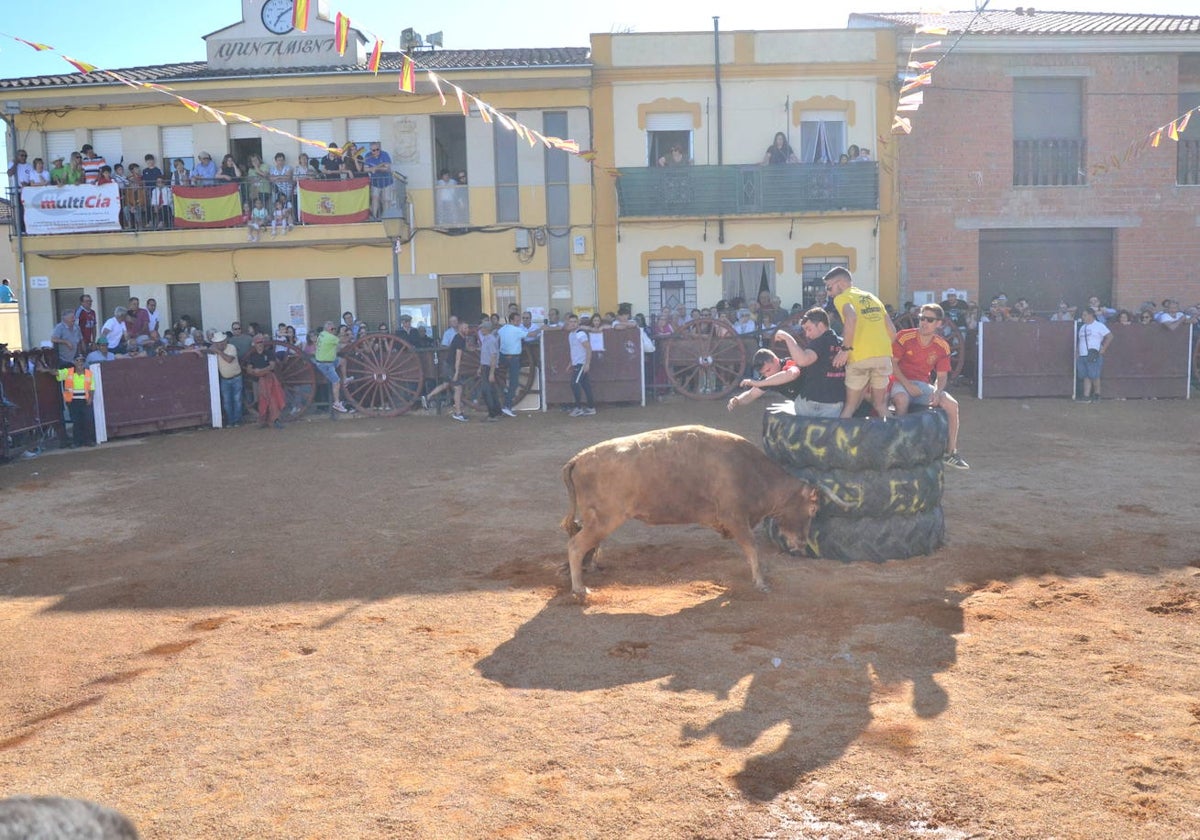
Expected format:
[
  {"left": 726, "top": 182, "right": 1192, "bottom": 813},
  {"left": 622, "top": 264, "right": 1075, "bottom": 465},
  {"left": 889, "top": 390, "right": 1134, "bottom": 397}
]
[{"left": 24, "top": 157, "right": 52, "bottom": 186}]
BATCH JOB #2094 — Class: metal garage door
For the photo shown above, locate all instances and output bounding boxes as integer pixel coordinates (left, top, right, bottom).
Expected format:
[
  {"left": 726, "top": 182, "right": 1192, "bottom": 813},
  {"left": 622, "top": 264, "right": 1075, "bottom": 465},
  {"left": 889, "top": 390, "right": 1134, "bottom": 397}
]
[
  {"left": 168, "top": 283, "right": 203, "bottom": 330},
  {"left": 979, "top": 228, "right": 1113, "bottom": 314},
  {"left": 353, "top": 276, "right": 389, "bottom": 330},
  {"left": 237, "top": 281, "right": 272, "bottom": 334},
  {"left": 306, "top": 278, "right": 341, "bottom": 328}
]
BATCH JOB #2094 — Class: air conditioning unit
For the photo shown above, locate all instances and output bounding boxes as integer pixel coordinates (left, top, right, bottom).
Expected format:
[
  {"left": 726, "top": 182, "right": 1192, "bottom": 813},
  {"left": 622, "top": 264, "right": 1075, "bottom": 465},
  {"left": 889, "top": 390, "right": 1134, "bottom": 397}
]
[{"left": 514, "top": 228, "right": 531, "bottom": 250}]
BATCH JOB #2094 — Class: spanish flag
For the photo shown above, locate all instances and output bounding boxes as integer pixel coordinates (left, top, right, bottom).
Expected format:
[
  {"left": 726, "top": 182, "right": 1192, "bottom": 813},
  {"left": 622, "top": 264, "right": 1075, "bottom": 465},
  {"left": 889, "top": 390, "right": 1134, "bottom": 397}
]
[
  {"left": 399, "top": 55, "right": 415, "bottom": 93},
  {"left": 297, "top": 178, "right": 370, "bottom": 225},
  {"left": 63, "top": 55, "right": 96, "bottom": 74},
  {"left": 293, "top": 0, "right": 310, "bottom": 32},
  {"left": 335, "top": 13, "right": 350, "bottom": 56},
  {"left": 172, "top": 185, "right": 243, "bottom": 229},
  {"left": 368, "top": 40, "right": 383, "bottom": 73}
]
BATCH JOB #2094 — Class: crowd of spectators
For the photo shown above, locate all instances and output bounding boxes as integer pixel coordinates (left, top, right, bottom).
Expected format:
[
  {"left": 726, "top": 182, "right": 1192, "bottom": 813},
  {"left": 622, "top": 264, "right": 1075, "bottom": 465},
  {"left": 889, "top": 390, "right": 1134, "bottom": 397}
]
[
  {"left": 920, "top": 289, "right": 1200, "bottom": 333},
  {"left": 7, "top": 140, "right": 401, "bottom": 233}
]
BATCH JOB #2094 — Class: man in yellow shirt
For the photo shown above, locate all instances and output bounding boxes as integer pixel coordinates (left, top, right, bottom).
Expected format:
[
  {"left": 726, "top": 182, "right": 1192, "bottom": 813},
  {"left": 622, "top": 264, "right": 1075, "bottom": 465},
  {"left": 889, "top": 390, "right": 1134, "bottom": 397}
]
[{"left": 823, "top": 267, "right": 896, "bottom": 420}]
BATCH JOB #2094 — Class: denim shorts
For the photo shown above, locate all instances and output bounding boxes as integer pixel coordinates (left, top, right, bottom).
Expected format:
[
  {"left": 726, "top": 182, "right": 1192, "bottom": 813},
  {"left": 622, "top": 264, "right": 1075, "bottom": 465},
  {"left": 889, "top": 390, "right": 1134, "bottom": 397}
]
[
  {"left": 313, "top": 360, "right": 340, "bottom": 384},
  {"left": 1076, "top": 354, "right": 1103, "bottom": 380}
]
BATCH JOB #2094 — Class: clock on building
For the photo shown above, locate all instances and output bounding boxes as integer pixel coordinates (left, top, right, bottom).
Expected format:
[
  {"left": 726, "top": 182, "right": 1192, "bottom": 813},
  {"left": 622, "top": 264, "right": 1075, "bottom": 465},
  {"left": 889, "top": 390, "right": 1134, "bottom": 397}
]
[{"left": 261, "top": 0, "right": 296, "bottom": 35}]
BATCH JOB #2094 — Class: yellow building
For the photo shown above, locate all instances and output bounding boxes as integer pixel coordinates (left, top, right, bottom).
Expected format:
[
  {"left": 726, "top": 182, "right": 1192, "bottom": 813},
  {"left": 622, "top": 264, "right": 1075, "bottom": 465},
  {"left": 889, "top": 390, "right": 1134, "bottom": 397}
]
[
  {"left": 2, "top": 0, "right": 594, "bottom": 343},
  {"left": 590, "top": 27, "right": 900, "bottom": 320}
]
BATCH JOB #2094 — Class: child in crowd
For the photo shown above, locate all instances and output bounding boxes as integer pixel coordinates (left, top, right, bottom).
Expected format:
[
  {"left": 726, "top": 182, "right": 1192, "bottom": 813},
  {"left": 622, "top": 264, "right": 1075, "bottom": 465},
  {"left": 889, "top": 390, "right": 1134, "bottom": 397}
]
[
  {"left": 271, "top": 198, "right": 291, "bottom": 236},
  {"left": 248, "top": 197, "right": 267, "bottom": 242}
]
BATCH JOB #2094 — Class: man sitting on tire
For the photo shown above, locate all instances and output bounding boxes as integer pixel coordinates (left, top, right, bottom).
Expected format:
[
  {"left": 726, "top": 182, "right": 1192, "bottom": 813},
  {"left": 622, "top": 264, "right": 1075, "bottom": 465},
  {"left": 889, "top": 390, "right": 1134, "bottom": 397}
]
[{"left": 890, "top": 303, "right": 969, "bottom": 470}]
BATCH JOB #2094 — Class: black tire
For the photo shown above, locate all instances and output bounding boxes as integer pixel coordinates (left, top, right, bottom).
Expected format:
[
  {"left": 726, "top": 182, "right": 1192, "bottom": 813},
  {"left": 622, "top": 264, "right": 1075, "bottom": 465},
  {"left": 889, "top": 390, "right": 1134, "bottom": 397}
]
[
  {"left": 765, "top": 507, "right": 945, "bottom": 562},
  {"left": 762, "top": 409, "right": 948, "bottom": 472},
  {"left": 783, "top": 461, "right": 943, "bottom": 518}
]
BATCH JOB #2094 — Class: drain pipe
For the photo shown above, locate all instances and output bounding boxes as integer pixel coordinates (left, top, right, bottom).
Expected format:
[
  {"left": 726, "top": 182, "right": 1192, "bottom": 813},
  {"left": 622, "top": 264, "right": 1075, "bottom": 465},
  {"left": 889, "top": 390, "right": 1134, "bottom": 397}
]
[{"left": 713, "top": 16, "right": 725, "bottom": 244}]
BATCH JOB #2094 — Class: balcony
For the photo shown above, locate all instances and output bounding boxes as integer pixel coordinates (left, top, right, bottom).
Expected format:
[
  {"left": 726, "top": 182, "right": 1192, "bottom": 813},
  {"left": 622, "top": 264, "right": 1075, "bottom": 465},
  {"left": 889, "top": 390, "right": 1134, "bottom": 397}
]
[
  {"left": 615, "top": 162, "right": 879, "bottom": 218},
  {"left": 1013, "top": 138, "right": 1086, "bottom": 186}
]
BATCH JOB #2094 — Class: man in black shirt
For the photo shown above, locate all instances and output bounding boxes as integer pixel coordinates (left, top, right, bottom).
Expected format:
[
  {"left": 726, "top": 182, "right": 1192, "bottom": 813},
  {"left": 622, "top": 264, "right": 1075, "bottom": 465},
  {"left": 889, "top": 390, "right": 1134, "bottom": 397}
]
[{"left": 727, "top": 309, "right": 845, "bottom": 417}]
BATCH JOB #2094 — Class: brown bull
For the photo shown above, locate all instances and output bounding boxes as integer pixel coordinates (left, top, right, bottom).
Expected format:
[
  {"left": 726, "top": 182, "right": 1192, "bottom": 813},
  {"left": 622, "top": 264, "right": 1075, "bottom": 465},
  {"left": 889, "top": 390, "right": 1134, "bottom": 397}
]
[{"left": 561, "top": 424, "right": 831, "bottom": 599}]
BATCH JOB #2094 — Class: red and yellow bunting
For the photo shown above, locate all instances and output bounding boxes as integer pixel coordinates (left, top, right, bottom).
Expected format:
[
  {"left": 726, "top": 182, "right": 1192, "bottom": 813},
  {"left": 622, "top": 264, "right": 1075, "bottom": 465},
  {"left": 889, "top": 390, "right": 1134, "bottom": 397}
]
[
  {"left": 293, "top": 0, "right": 310, "bottom": 32},
  {"left": 398, "top": 55, "right": 415, "bottom": 93},
  {"left": 63, "top": 55, "right": 96, "bottom": 74},
  {"left": 334, "top": 13, "right": 350, "bottom": 56},
  {"left": 367, "top": 40, "right": 383, "bottom": 74}
]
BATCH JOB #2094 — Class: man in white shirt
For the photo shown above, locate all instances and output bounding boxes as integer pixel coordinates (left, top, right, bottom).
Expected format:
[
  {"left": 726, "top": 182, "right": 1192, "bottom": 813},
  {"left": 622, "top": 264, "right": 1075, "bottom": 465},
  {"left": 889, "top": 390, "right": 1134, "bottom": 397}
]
[
  {"left": 565, "top": 313, "right": 596, "bottom": 416},
  {"left": 1154, "top": 299, "right": 1190, "bottom": 329},
  {"left": 1076, "top": 307, "right": 1112, "bottom": 403},
  {"left": 440, "top": 315, "right": 460, "bottom": 347},
  {"left": 100, "top": 306, "right": 128, "bottom": 354}
]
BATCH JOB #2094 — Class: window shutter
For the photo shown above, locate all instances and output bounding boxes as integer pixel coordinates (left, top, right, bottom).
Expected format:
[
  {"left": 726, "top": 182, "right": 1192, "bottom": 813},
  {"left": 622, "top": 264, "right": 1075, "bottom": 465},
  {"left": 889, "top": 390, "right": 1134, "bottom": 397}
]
[
  {"left": 645, "top": 113, "right": 693, "bottom": 132},
  {"left": 90, "top": 129, "right": 124, "bottom": 166}
]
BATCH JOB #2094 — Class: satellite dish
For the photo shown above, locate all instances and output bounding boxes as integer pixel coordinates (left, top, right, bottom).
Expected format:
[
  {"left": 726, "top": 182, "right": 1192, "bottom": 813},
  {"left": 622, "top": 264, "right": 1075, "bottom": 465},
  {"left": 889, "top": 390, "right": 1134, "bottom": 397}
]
[{"left": 426, "top": 31, "right": 443, "bottom": 48}]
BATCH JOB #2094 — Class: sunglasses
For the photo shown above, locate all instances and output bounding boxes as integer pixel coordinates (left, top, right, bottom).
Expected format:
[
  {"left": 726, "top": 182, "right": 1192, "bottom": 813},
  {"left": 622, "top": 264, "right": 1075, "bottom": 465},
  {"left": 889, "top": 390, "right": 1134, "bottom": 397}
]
[{"left": 919, "top": 316, "right": 939, "bottom": 323}]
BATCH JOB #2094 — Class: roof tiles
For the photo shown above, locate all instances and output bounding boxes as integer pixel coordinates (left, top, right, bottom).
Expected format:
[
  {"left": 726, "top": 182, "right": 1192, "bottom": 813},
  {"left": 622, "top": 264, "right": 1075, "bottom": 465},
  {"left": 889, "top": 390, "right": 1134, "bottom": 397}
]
[{"left": 852, "top": 10, "right": 1200, "bottom": 36}]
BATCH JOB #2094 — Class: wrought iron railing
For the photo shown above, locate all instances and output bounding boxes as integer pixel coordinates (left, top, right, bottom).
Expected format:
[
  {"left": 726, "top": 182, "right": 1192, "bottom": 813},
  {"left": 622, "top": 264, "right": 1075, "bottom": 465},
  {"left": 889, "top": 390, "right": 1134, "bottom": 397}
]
[
  {"left": 1013, "top": 138, "right": 1086, "bottom": 186},
  {"left": 615, "top": 162, "right": 879, "bottom": 217}
]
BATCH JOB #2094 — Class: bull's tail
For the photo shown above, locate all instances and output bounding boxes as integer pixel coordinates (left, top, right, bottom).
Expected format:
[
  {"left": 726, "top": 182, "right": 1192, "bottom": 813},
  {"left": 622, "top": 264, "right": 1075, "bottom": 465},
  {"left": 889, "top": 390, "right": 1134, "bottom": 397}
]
[{"left": 561, "top": 459, "right": 581, "bottom": 537}]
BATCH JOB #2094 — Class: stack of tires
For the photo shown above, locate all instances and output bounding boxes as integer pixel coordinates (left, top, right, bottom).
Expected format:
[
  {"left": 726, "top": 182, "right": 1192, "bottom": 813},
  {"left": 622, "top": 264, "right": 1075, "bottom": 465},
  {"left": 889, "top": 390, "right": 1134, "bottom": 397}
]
[{"left": 761, "top": 409, "right": 948, "bottom": 562}]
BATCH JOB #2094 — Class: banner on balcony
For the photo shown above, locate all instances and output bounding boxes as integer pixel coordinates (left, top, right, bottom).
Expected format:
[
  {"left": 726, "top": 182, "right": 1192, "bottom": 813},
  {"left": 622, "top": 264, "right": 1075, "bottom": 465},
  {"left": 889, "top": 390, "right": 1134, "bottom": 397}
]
[
  {"left": 297, "top": 178, "right": 369, "bottom": 224},
  {"left": 172, "top": 184, "right": 244, "bottom": 229},
  {"left": 21, "top": 184, "right": 121, "bottom": 234}
]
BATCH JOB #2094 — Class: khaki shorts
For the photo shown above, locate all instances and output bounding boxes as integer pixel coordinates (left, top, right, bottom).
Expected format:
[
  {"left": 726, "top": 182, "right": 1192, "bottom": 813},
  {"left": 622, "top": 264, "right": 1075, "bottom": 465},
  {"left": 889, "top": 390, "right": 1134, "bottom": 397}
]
[{"left": 844, "top": 356, "right": 892, "bottom": 391}]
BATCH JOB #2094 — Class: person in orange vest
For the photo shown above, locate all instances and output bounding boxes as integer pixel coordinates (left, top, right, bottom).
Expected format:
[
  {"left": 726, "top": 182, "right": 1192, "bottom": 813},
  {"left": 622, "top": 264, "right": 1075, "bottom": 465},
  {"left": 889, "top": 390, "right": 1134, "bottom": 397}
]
[{"left": 56, "top": 354, "right": 96, "bottom": 448}]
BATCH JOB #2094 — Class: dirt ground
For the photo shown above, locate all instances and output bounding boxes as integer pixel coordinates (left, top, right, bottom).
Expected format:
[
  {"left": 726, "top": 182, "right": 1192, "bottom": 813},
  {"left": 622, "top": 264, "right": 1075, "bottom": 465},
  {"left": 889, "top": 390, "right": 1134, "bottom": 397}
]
[{"left": 1, "top": 392, "right": 1198, "bottom": 839}]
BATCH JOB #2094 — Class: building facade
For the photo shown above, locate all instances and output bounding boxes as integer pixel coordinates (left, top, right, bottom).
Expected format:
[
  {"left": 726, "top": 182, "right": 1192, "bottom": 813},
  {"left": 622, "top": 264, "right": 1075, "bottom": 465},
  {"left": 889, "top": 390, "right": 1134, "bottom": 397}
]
[
  {"left": 853, "top": 10, "right": 1200, "bottom": 312},
  {"left": 2, "top": 0, "right": 593, "bottom": 343},
  {"left": 590, "top": 27, "right": 900, "bottom": 319}
]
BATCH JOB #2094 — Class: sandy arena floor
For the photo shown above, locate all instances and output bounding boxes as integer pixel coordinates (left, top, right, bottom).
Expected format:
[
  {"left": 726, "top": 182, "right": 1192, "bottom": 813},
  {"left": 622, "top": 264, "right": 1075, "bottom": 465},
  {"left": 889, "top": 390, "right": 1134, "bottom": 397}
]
[{"left": 1, "top": 393, "right": 1198, "bottom": 839}]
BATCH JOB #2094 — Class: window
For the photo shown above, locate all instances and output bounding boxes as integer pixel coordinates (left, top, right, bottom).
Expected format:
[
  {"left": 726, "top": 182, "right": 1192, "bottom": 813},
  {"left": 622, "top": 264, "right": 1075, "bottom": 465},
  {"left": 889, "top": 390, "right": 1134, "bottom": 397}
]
[
  {"left": 44, "top": 131, "right": 75, "bottom": 167},
  {"left": 347, "top": 118, "right": 381, "bottom": 149},
  {"left": 354, "top": 276, "right": 389, "bottom": 329},
  {"left": 802, "top": 256, "right": 849, "bottom": 308},
  {"left": 167, "top": 284, "right": 203, "bottom": 330},
  {"left": 1177, "top": 91, "right": 1200, "bottom": 185},
  {"left": 645, "top": 113, "right": 694, "bottom": 167},
  {"left": 90, "top": 129, "right": 123, "bottom": 167},
  {"left": 99, "top": 286, "right": 131, "bottom": 323},
  {"left": 648, "top": 259, "right": 696, "bottom": 318},
  {"left": 299, "top": 120, "right": 334, "bottom": 146},
  {"left": 161, "top": 126, "right": 195, "bottom": 172},
  {"left": 491, "top": 273, "right": 519, "bottom": 317},
  {"left": 306, "top": 278, "right": 341, "bottom": 327},
  {"left": 799, "top": 113, "right": 845, "bottom": 164},
  {"left": 1013, "top": 78, "right": 1085, "bottom": 186},
  {"left": 544, "top": 111, "right": 571, "bottom": 281},
  {"left": 237, "top": 281, "right": 272, "bottom": 334},
  {"left": 432, "top": 115, "right": 468, "bottom": 225},
  {"left": 494, "top": 115, "right": 520, "bottom": 223},
  {"left": 721, "top": 260, "right": 775, "bottom": 307}
]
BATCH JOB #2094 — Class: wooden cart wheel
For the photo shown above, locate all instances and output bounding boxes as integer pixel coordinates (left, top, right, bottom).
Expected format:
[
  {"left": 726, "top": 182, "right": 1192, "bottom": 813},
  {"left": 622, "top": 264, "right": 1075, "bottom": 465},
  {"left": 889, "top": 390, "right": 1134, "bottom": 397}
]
[
  {"left": 340, "top": 334, "right": 425, "bottom": 416},
  {"left": 242, "top": 341, "right": 317, "bottom": 421},
  {"left": 893, "top": 311, "right": 967, "bottom": 383},
  {"left": 662, "top": 317, "right": 749, "bottom": 399}
]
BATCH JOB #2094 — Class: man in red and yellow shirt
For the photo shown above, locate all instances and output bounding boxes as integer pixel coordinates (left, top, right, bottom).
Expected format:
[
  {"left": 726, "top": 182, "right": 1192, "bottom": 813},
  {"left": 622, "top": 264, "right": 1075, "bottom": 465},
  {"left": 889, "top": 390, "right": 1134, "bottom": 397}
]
[{"left": 890, "top": 303, "right": 968, "bottom": 470}]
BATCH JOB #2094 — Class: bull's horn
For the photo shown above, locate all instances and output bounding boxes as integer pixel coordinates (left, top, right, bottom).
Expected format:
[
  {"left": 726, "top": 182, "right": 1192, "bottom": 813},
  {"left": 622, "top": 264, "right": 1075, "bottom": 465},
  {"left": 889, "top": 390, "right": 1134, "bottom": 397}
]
[{"left": 816, "top": 483, "right": 854, "bottom": 510}]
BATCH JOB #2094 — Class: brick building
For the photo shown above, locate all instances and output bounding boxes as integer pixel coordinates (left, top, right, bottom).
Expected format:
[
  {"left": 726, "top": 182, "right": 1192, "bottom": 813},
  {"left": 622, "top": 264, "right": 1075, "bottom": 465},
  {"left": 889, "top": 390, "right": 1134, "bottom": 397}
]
[{"left": 852, "top": 9, "right": 1200, "bottom": 313}]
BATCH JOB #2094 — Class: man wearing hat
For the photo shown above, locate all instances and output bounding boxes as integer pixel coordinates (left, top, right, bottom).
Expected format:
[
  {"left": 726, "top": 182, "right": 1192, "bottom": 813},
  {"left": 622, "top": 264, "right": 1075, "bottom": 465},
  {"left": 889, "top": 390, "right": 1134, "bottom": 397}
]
[
  {"left": 941, "top": 288, "right": 969, "bottom": 329},
  {"left": 56, "top": 354, "right": 96, "bottom": 448},
  {"left": 86, "top": 337, "right": 117, "bottom": 364},
  {"left": 207, "top": 331, "right": 244, "bottom": 427},
  {"left": 397, "top": 313, "right": 430, "bottom": 347},
  {"left": 49, "top": 155, "right": 70, "bottom": 185}
]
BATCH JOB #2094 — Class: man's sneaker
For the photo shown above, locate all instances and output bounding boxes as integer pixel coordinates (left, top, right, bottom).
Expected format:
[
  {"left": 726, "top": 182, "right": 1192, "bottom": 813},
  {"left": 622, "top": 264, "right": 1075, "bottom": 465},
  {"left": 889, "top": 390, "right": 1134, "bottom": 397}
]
[
  {"left": 944, "top": 451, "right": 970, "bottom": 470},
  {"left": 579, "top": 407, "right": 597, "bottom": 416},
  {"left": 451, "top": 412, "right": 469, "bottom": 422},
  {"left": 331, "top": 401, "right": 349, "bottom": 413},
  {"left": 501, "top": 407, "right": 517, "bottom": 418},
  {"left": 420, "top": 395, "right": 429, "bottom": 411},
  {"left": 568, "top": 407, "right": 584, "bottom": 417}
]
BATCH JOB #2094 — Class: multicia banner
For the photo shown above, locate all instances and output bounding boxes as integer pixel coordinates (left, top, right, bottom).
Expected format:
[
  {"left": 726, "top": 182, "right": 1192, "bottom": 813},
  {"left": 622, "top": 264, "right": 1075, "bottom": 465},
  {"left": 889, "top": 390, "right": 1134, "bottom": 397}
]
[
  {"left": 297, "top": 178, "right": 369, "bottom": 224},
  {"left": 21, "top": 184, "right": 121, "bottom": 234}
]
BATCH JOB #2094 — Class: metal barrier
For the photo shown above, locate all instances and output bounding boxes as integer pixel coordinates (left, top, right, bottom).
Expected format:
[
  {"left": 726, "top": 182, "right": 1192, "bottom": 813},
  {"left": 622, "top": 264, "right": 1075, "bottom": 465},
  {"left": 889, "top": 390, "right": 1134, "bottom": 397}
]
[
  {"left": 542, "top": 328, "right": 644, "bottom": 407},
  {"left": 95, "top": 353, "right": 215, "bottom": 440},
  {"left": 978, "top": 321, "right": 1193, "bottom": 399},
  {"left": 0, "top": 350, "right": 64, "bottom": 459}
]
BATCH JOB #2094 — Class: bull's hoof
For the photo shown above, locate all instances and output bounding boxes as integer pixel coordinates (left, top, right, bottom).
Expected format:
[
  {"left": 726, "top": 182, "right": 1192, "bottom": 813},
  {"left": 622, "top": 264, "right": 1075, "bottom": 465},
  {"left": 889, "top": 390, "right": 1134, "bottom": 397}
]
[
  {"left": 754, "top": 580, "right": 771, "bottom": 594},
  {"left": 570, "top": 587, "right": 591, "bottom": 604}
]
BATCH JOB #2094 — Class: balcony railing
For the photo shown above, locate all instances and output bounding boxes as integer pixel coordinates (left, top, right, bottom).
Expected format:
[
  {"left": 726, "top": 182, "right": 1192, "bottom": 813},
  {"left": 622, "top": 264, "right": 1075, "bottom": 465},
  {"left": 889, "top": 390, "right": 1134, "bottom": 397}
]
[
  {"left": 1177, "top": 139, "right": 1200, "bottom": 185},
  {"left": 434, "top": 183, "right": 470, "bottom": 227},
  {"left": 615, "top": 162, "right": 879, "bottom": 218},
  {"left": 1013, "top": 138, "right": 1086, "bottom": 186},
  {"left": 4, "top": 177, "right": 407, "bottom": 236}
]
